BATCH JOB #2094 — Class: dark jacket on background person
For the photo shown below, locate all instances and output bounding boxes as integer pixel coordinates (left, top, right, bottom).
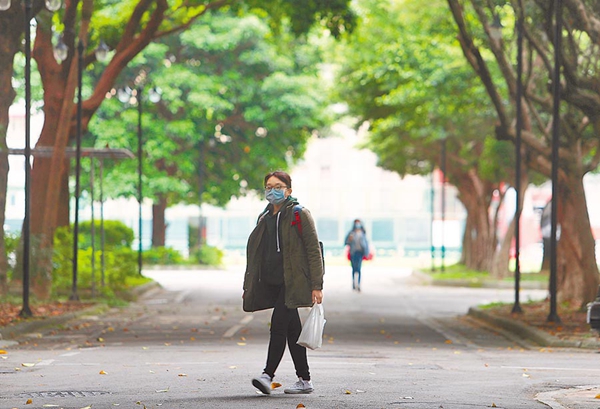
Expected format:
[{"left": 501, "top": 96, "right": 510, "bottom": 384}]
[{"left": 243, "top": 197, "right": 324, "bottom": 312}]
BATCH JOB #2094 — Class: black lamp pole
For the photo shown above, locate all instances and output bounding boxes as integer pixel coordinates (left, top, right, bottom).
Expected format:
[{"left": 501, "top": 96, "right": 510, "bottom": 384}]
[
  {"left": 441, "top": 139, "right": 446, "bottom": 272},
  {"left": 430, "top": 167, "right": 435, "bottom": 272},
  {"left": 137, "top": 86, "right": 143, "bottom": 275},
  {"left": 512, "top": 1, "right": 524, "bottom": 314},
  {"left": 548, "top": 0, "right": 562, "bottom": 323},
  {"left": 20, "top": 0, "right": 33, "bottom": 317},
  {"left": 70, "top": 39, "right": 84, "bottom": 301}
]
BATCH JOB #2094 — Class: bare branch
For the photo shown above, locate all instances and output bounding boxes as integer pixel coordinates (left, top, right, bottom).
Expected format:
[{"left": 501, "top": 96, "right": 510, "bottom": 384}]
[{"left": 446, "top": 0, "right": 510, "bottom": 130}]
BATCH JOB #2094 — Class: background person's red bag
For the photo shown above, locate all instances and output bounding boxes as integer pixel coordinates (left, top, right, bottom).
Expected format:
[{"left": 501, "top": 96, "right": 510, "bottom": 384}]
[
  {"left": 363, "top": 245, "right": 375, "bottom": 261},
  {"left": 346, "top": 245, "right": 374, "bottom": 261}
]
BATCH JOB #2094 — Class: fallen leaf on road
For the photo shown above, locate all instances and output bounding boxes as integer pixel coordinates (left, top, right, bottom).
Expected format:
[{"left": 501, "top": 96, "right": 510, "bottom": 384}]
[
  {"left": 296, "top": 404, "right": 306, "bottom": 408},
  {"left": 522, "top": 373, "right": 530, "bottom": 378},
  {"left": 99, "top": 370, "right": 107, "bottom": 375},
  {"left": 0, "top": 350, "right": 6, "bottom": 354},
  {"left": 142, "top": 347, "right": 149, "bottom": 350},
  {"left": 156, "top": 388, "right": 169, "bottom": 393},
  {"left": 356, "top": 390, "right": 365, "bottom": 393},
  {"left": 272, "top": 382, "right": 282, "bottom": 389},
  {"left": 26, "top": 399, "right": 33, "bottom": 404},
  {"left": 190, "top": 337, "right": 196, "bottom": 341},
  {"left": 149, "top": 370, "right": 155, "bottom": 374},
  {"left": 240, "top": 336, "right": 246, "bottom": 341},
  {"left": 178, "top": 373, "right": 187, "bottom": 377},
  {"left": 595, "top": 394, "right": 600, "bottom": 399},
  {"left": 344, "top": 390, "right": 352, "bottom": 394},
  {"left": 97, "top": 337, "right": 104, "bottom": 342},
  {"left": 229, "top": 366, "right": 237, "bottom": 369},
  {"left": 237, "top": 342, "right": 246, "bottom": 346},
  {"left": 491, "top": 403, "right": 497, "bottom": 407},
  {"left": 445, "top": 340, "right": 453, "bottom": 344},
  {"left": 164, "top": 343, "right": 171, "bottom": 346},
  {"left": 22, "top": 363, "right": 35, "bottom": 367}
]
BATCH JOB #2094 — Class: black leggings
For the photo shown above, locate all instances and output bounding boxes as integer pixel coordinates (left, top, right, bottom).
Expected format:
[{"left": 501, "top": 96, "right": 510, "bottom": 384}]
[{"left": 264, "top": 285, "right": 310, "bottom": 381}]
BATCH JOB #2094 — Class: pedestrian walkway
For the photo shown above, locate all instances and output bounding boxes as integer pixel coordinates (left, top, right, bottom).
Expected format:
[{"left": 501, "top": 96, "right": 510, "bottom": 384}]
[{"left": 2, "top": 267, "right": 600, "bottom": 409}]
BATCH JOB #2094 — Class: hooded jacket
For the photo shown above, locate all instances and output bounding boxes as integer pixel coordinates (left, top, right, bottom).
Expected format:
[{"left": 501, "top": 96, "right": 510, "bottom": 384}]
[{"left": 243, "top": 198, "right": 324, "bottom": 312}]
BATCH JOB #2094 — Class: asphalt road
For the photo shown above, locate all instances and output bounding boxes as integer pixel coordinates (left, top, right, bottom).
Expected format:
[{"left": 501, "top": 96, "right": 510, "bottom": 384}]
[{"left": 1, "top": 264, "right": 598, "bottom": 409}]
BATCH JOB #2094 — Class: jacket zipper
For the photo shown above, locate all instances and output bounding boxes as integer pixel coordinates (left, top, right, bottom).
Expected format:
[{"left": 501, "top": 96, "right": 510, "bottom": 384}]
[{"left": 276, "top": 211, "right": 282, "bottom": 253}]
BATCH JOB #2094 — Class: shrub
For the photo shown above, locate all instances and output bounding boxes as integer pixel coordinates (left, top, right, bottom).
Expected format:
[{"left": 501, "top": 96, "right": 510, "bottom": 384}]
[
  {"left": 5, "top": 232, "right": 19, "bottom": 275},
  {"left": 52, "top": 226, "right": 137, "bottom": 297},
  {"left": 142, "top": 246, "right": 184, "bottom": 265},
  {"left": 190, "top": 245, "right": 224, "bottom": 266},
  {"left": 78, "top": 220, "right": 135, "bottom": 249}
]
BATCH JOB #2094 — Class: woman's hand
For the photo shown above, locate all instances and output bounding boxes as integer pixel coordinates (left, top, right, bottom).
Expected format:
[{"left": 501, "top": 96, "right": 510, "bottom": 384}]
[{"left": 312, "top": 290, "right": 323, "bottom": 304}]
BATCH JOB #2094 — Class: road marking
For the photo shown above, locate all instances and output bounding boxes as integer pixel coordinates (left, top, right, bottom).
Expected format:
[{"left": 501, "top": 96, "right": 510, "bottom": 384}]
[
  {"left": 174, "top": 290, "right": 190, "bottom": 304},
  {"left": 223, "top": 316, "right": 253, "bottom": 339},
  {"left": 418, "top": 317, "right": 478, "bottom": 348},
  {"left": 145, "top": 362, "right": 220, "bottom": 366},
  {"left": 37, "top": 359, "right": 55, "bottom": 366},
  {"left": 502, "top": 366, "right": 600, "bottom": 371}
]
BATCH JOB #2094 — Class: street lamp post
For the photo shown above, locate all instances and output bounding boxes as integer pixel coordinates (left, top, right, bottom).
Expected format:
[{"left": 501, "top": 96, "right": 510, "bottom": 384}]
[
  {"left": 0, "top": 0, "right": 63, "bottom": 317},
  {"left": 440, "top": 139, "right": 447, "bottom": 272},
  {"left": 117, "top": 83, "right": 160, "bottom": 276},
  {"left": 70, "top": 39, "right": 84, "bottom": 301},
  {"left": 20, "top": 0, "right": 34, "bottom": 317},
  {"left": 512, "top": 1, "right": 524, "bottom": 314},
  {"left": 430, "top": 166, "right": 435, "bottom": 272},
  {"left": 548, "top": 0, "right": 562, "bottom": 323},
  {"left": 137, "top": 86, "right": 143, "bottom": 276}
]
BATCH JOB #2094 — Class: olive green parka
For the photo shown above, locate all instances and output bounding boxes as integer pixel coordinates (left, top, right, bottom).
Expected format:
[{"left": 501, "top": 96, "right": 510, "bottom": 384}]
[{"left": 243, "top": 198, "right": 324, "bottom": 312}]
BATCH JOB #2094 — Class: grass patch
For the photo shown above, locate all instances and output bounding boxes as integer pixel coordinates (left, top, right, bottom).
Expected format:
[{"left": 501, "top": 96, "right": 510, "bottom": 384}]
[{"left": 428, "top": 263, "right": 489, "bottom": 281}]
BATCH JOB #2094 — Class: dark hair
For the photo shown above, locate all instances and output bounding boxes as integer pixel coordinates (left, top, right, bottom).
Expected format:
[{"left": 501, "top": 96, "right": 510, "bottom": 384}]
[{"left": 264, "top": 171, "right": 292, "bottom": 188}]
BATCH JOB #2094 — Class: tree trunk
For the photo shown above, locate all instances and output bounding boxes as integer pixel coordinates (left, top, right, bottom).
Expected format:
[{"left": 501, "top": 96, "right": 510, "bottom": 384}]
[
  {"left": 28, "top": 0, "right": 95, "bottom": 300},
  {"left": 0, "top": 4, "right": 22, "bottom": 295},
  {"left": 556, "top": 174, "right": 599, "bottom": 308},
  {"left": 490, "top": 215, "right": 514, "bottom": 279},
  {"left": 459, "top": 213, "right": 472, "bottom": 265},
  {"left": 152, "top": 194, "right": 168, "bottom": 247},
  {"left": 454, "top": 175, "right": 496, "bottom": 272},
  {"left": 490, "top": 172, "right": 528, "bottom": 279}
]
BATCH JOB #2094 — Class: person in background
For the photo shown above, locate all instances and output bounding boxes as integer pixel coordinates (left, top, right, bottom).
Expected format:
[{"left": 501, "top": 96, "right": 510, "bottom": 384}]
[
  {"left": 345, "top": 219, "right": 369, "bottom": 292},
  {"left": 243, "top": 171, "right": 324, "bottom": 395}
]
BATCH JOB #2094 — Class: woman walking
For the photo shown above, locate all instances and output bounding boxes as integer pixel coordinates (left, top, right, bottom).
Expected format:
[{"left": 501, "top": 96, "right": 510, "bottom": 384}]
[
  {"left": 243, "top": 171, "right": 324, "bottom": 395},
  {"left": 345, "top": 219, "right": 369, "bottom": 292}
]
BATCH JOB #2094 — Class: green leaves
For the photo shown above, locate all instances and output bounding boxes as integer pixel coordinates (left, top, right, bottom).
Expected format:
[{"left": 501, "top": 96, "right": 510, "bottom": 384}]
[
  {"left": 89, "top": 10, "right": 330, "bottom": 210},
  {"left": 336, "top": 0, "right": 506, "bottom": 180}
]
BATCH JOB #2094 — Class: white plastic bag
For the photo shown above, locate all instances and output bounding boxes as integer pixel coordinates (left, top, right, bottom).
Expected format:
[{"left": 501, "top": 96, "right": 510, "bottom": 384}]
[{"left": 297, "top": 303, "right": 326, "bottom": 350}]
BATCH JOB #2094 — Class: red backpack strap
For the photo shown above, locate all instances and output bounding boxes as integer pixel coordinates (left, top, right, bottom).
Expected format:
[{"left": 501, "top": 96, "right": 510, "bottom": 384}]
[{"left": 292, "top": 205, "right": 303, "bottom": 236}]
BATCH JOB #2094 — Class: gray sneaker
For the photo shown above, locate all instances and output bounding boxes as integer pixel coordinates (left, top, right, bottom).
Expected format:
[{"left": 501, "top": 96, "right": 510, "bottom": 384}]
[
  {"left": 252, "top": 373, "right": 272, "bottom": 395},
  {"left": 284, "top": 377, "right": 314, "bottom": 394}
]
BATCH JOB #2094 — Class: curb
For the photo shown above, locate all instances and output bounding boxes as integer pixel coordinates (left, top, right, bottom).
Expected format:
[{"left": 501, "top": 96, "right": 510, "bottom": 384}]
[
  {"left": 468, "top": 307, "right": 600, "bottom": 349},
  {"left": 0, "top": 303, "right": 110, "bottom": 342},
  {"left": 0, "top": 280, "right": 162, "bottom": 344}
]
